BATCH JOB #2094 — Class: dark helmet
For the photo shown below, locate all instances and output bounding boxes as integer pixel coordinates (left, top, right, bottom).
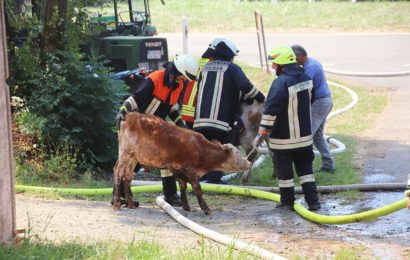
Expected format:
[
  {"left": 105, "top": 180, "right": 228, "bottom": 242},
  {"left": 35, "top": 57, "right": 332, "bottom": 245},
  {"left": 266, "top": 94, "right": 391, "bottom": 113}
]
[{"left": 202, "top": 38, "right": 239, "bottom": 60}]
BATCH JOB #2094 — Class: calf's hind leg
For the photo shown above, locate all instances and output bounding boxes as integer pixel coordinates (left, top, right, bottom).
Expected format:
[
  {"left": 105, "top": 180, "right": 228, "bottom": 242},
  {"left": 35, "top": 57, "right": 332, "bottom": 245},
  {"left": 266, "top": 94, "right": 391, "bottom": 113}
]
[
  {"left": 113, "top": 158, "right": 127, "bottom": 210},
  {"left": 123, "top": 158, "right": 138, "bottom": 209}
]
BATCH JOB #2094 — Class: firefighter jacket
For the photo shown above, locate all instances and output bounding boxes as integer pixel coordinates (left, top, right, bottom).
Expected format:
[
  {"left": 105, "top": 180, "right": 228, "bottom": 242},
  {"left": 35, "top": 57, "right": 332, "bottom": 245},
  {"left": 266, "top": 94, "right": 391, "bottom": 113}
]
[
  {"left": 125, "top": 69, "right": 183, "bottom": 120},
  {"left": 259, "top": 63, "right": 314, "bottom": 151},
  {"left": 194, "top": 60, "right": 265, "bottom": 133},
  {"left": 181, "top": 80, "right": 197, "bottom": 123},
  {"left": 181, "top": 58, "right": 209, "bottom": 123}
]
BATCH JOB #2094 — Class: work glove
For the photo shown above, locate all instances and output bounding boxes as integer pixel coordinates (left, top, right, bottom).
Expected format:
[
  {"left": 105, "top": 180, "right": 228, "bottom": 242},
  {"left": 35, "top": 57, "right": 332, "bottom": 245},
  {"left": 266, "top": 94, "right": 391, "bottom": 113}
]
[
  {"left": 115, "top": 96, "right": 138, "bottom": 130},
  {"left": 115, "top": 106, "right": 127, "bottom": 130},
  {"left": 253, "top": 132, "right": 268, "bottom": 149},
  {"left": 242, "top": 96, "right": 254, "bottom": 105},
  {"left": 254, "top": 92, "right": 266, "bottom": 103},
  {"left": 175, "top": 118, "right": 187, "bottom": 128}
]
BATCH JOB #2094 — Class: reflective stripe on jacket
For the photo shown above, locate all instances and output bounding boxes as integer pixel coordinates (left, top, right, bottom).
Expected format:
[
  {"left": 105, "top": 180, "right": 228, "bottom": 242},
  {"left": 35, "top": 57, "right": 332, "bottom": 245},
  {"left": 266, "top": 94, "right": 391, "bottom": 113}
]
[
  {"left": 260, "top": 63, "right": 313, "bottom": 151},
  {"left": 131, "top": 69, "right": 184, "bottom": 119},
  {"left": 181, "top": 58, "right": 209, "bottom": 123},
  {"left": 194, "top": 60, "right": 262, "bottom": 133}
]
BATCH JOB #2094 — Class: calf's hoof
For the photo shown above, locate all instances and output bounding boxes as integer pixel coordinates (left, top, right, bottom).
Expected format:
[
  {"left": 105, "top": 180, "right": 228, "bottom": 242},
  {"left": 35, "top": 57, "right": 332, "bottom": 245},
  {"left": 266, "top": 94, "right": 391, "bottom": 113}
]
[
  {"left": 127, "top": 200, "right": 139, "bottom": 209},
  {"left": 204, "top": 209, "right": 212, "bottom": 215},
  {"left": 182, "top": 205, "right": 191, "bottom": 212},
  {"left": 113, "top": 203, "right": 121, "bottom": 210}
]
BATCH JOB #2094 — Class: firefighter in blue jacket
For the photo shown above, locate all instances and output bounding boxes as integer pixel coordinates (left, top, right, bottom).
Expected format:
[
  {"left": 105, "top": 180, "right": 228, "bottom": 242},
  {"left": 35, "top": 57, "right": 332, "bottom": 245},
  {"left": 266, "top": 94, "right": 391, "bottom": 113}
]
[
  {"left": 194, "top": 38, "right": 265, "bottom": 184},
  {"left": 254, "top": 46, "right": 320, "bottom": 211}
]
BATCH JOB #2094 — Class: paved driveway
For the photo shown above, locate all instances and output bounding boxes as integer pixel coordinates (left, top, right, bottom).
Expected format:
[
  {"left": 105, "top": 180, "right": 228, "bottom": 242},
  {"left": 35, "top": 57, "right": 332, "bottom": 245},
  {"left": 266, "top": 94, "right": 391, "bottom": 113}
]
[{"left": 164, "top": 32, "right": 410, "bottom": 88}]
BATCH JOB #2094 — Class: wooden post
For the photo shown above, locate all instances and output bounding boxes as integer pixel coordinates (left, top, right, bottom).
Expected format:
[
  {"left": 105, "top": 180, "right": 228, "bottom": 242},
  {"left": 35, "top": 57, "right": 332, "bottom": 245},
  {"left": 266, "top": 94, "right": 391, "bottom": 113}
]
[
  {"left": 254, "top": 10, "right": 269, "bottom": 74},
  {"left": 0, "top": 0, "right": 16, "bottom": 243},
  {"left": 182, "top": 17, "right": 188, "bottom": 55}
]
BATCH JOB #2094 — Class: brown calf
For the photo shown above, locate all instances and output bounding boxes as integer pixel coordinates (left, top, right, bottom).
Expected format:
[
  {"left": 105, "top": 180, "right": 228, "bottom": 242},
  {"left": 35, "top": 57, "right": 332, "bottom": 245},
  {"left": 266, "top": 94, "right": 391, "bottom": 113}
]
[{"left": 113, "top": 112, "right": 251, "bottom": 215}]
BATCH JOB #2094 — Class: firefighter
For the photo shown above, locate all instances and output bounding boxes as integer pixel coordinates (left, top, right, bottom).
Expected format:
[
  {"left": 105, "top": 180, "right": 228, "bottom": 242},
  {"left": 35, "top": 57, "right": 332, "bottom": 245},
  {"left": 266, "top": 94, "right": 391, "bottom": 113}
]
[
  {"left": 115, "top": 54, "right": 198, "bottom": 206},
  {"left": 194, "top": 38, "right": 265, "bottom": 184},
  {"left": 253, "top": 46, "right": 320, "bottom": 211},
  {"left": 291, "top": 44, "right": 335, "bottom": 173},
  {"left": 180, "top": 57, "right": 209, "bottom": 129}
]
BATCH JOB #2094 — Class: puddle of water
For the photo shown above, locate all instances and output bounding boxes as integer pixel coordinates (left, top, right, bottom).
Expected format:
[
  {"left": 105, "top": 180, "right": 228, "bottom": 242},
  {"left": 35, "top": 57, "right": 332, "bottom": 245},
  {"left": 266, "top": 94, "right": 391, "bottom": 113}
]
[
  {"left": 258, "top": 192, "right": 410, "bottom": 245},
  {"left": 364, "top": 173, "right": 396, "bottom": 183},
  {"left": 324, "top": 192, "right": 410, "bottom": 243}
]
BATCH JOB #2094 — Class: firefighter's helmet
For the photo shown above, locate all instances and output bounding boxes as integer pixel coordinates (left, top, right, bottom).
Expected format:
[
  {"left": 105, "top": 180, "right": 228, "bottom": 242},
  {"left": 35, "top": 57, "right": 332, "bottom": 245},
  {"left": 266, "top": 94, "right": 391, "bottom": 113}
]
[
  {"left": 268, "top": 46, "right": 297, "bottom": 65},
  {"left": 173, "top": 54, "right": 198, "bottom": 81}
]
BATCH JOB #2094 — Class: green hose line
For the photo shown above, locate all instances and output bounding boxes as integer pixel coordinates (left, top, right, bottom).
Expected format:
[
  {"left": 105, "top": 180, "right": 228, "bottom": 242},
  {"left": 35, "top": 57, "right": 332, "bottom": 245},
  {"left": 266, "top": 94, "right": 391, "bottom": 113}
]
[
  {"left": 15, "top": 184, "right": 163, "bottom": 196},
  {"left": 293, "top": 198, "right": 407, "bottom": 224},
  {"left": 15, "top": 184, "right": 407, "bottom": 225},
  {"left": 198, "top": 184, "right": 407, "bottom": 224}
]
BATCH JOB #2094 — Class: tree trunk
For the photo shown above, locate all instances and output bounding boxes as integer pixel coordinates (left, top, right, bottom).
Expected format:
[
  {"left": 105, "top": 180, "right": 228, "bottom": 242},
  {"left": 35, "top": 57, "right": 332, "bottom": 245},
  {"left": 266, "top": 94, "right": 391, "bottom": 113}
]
[{"left": 40, "top": 0, "right": 67, "bottom": 59}]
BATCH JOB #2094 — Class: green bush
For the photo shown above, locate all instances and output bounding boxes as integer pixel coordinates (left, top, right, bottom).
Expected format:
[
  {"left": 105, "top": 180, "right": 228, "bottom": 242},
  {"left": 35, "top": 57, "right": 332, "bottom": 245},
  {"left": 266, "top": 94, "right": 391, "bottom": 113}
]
[
  {"left": 7, "top": 1, "right": 128, "bottom": 173},
  {"left": 15, "top": 142, "right": 78, "bottom": 184},
  {"left": 27, "top": 51, "right": 126, "bottom": 170}
]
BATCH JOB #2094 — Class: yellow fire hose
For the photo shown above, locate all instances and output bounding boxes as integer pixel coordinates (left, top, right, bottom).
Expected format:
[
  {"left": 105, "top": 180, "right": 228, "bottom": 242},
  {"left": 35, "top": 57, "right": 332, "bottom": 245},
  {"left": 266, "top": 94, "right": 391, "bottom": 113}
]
[{"left": 15, "top": 183, "right": 407, "bottom": 225}]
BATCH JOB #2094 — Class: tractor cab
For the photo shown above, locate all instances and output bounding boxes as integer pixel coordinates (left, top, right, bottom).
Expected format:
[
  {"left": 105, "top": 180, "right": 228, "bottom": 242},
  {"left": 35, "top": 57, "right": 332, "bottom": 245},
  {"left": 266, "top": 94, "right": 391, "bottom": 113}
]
[
  {"left": 90, "top": 0, "right": 168, "bottom": 72},
  {"left": 113, "top": 0, "right": 158, "bottom": 37}
]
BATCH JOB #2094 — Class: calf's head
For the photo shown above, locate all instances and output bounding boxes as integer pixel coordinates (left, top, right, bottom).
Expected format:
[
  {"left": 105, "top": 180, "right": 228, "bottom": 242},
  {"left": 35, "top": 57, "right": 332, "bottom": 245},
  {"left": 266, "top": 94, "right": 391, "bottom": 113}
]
[{"left": 218, "top": 143, "right": 251, "bottom": 172}]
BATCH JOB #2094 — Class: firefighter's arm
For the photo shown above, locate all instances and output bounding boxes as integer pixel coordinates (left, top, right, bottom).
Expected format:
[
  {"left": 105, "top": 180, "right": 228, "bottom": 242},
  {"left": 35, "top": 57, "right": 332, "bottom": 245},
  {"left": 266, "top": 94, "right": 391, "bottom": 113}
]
[
  {"left": 115, "top": 96, "right": 139, "bottom": 129},
  {"left": 233, "top": 65, "right": 265, "bottom": 103},
  {"left": 168, "top": 104, "right": 186, "bottom": 128},
  {"left": 253, "top": 113, "right": 275, "bottom": 148},
  {"left": 253, "top": 80, "right": 284, "bottom": 148}
]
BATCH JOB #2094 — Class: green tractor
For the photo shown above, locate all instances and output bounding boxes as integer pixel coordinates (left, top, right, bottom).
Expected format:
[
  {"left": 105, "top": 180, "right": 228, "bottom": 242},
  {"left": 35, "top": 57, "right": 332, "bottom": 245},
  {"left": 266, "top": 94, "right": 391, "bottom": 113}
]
[{"left": 90, "top": 0, "right": 168, "bottom": 72}]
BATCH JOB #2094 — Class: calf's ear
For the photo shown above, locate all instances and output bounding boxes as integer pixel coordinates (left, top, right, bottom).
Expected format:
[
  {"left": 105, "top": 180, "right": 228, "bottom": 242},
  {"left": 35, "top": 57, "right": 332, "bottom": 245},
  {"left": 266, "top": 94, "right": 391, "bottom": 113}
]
[{"left": 222, "top": 144, "right": 233, "bottom": 155}]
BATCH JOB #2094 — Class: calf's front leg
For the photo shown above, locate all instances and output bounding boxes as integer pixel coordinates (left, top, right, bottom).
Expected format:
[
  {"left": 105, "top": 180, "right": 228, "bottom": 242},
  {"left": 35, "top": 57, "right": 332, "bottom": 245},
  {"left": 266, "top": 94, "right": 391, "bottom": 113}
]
[
  {"left": 177, "top": 178, "right": 190, "bottom": 212},
  {"left": 190, "top": 177, "right": 212, "bottom": 215}
]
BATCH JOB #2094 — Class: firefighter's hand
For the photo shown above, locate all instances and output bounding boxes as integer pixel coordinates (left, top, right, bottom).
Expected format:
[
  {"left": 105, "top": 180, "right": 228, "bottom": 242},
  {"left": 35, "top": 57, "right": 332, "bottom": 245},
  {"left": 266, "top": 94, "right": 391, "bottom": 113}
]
[
  {"left": 115, "top": 107, "right": 127, "bottom": 130},
  {"left": 253, "top": 133, "right": 267, "bottom": 148},
  {"left": 175, "top": 119, "right": 186, "bottom": 128}
]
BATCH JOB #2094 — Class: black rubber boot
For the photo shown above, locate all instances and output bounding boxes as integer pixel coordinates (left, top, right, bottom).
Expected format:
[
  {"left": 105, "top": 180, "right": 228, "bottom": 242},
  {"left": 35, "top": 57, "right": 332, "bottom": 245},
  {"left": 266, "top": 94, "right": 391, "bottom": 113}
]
[
  {"left": 162, "top": 176, "right": 182, "bottom": 207},
  {"left": 278, "top": 186, "right": 295, "bottom": 210},
  {"left": 301, "top": 182, "right": 321, "bottom": 211},
  {"left": 206, "top": 171, "right": 224, "bottom": 184}
]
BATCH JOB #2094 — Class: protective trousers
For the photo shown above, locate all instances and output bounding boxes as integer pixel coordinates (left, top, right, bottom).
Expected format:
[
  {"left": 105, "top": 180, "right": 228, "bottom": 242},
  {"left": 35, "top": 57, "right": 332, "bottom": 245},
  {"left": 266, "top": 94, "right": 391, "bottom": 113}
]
[
  {"left": 160, "top": 169, "right": 178, "bottom": 198},
  {"left": 274, "top": 147, "right": 318, "bottom": 206}
]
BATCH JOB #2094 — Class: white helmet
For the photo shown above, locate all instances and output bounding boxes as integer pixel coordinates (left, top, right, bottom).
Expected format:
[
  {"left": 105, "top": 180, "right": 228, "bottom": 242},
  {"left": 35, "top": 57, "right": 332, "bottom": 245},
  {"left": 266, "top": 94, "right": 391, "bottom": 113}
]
[{"left": 173, "top": 54, "right": 198, "bottom": 81}]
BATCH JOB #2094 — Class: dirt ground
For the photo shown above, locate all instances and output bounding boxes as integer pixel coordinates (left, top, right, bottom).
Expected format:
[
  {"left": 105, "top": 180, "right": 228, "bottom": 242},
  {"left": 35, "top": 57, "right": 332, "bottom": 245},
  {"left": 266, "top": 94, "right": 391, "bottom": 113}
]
[{"left": 15, "top": 77, "right": 410, "bottom": 259}]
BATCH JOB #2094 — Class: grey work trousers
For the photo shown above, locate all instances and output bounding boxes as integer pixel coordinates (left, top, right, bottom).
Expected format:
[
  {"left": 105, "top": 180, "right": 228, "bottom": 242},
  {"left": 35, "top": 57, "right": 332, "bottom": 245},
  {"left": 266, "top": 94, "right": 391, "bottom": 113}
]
[{"left": 311, "top": 97, "right": 335, "bottom": 170}]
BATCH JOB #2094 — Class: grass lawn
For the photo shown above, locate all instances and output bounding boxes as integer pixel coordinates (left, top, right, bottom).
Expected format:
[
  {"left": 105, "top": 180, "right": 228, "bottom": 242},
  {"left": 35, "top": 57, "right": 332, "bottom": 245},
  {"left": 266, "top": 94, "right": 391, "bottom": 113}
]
[{"left": 87, "top": 0, "right": 410, "bottom": 33}]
